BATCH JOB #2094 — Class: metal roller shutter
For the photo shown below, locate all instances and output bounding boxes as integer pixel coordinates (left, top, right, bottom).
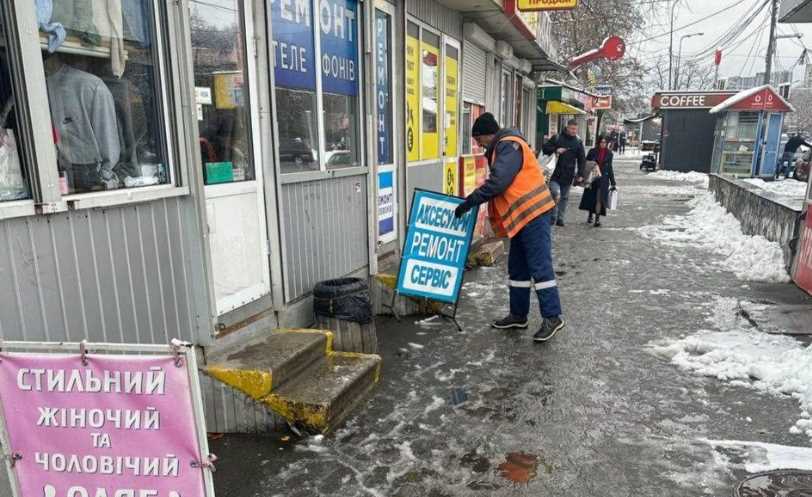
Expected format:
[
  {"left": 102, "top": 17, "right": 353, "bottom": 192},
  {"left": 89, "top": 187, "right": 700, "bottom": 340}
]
[{"left": 463, "top": 40, "right": 487, "bottom": 105}]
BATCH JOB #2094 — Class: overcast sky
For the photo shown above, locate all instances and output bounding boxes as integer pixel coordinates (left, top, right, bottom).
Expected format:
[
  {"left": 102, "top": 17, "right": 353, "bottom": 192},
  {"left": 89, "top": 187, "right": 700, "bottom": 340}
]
[{"left": 629, "top": 0, "right": 812, "bottom": 87}]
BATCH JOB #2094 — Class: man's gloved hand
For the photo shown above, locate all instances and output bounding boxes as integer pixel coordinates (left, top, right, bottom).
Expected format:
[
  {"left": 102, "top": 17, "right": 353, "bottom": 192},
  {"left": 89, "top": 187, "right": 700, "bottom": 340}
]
[
  {"left": 454, "top": 199, "right": 473, "bottom": 218},
  {"left": 610, "top": 186, "right": 617, "bottom": 191}
]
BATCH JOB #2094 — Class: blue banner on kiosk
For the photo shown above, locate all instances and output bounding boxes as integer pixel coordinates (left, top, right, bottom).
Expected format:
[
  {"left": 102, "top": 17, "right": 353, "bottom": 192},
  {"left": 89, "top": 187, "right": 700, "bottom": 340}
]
[
  {"left": 271, "top": 0, "right": 317, "bottom": 91},
  {"left": 397, "top": 191, "right": 478, "bottom": 304},
  {"left": 320, "top": 0, "right": 359, "bottom": 96}
]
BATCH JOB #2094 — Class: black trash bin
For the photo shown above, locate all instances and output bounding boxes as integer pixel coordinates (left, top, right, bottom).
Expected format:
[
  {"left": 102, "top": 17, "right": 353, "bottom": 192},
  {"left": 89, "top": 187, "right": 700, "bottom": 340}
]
[{"left": 313, "top": 278, "right": 377, "bottom": 353}]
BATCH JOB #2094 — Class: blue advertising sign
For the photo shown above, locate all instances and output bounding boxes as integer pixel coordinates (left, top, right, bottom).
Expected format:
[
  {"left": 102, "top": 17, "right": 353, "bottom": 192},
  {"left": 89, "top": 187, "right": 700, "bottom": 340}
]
[
  {"left": 375, "top": 9, "right": 392, "bottom": 165},
  {"left": 378, "top": 170, "right": 395, "bottom": 241},
  {"left": 397, "top": 191, "right": 478, "bottom": 304},
  {"left": 270, "top": 0, "right": 317, "bottom": 91},
  {"left": 320, "top": 0, "right": 359, "bottom": 96}
]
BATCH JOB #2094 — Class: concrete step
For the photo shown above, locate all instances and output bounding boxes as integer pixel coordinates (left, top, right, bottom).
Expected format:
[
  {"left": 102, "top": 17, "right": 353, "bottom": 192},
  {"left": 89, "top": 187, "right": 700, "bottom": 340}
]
[
  {"left": 204, "top": 329, "right": 381, "bottom": 433},
  {"left": 206, "top": 329, "right": 329, "bottom": 398},
  {"left": 266, "top": 352, "right": 381, "bottom": 433}
]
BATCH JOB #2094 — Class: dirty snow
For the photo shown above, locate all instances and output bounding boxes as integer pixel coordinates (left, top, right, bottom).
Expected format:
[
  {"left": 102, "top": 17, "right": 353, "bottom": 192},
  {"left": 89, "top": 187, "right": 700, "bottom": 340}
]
[
  {"left": 705, "top": 440, "right": 812, "bottom": 472},
  {"left": 744, "top": 178, "right": 809, "bottom": 199},
  {"left": 647, "top": 170, "right": 710, "bottom": 187},
  {"left": 650, "top": 301, "right": 812, "bottom": 440},
  {"left": 638, "top": 193, "right": 790, "bottom": 283}
]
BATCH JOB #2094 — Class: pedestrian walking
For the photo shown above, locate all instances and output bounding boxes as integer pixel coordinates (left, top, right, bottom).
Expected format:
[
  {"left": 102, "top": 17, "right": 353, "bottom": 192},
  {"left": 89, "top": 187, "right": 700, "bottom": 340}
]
[
  {"left": 454, "top": 113, "right": 565, "bottom": 342},
  {"left": 777, "top": 132, "right": 811, "bottom": 178},
  {"left": 619, "top": 131, "right": 627, "bottom": 155},
  {"left": 579, "top": 135, "right": 617, "bottom": 227},
  {"left": 541, "top": 119, "right": 586, "bottom": 227}
]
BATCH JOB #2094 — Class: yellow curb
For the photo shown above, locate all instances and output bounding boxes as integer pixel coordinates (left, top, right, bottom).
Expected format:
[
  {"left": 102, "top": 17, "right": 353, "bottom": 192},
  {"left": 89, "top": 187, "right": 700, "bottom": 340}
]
[
  {"left": 262, "top": 394, "right": 330, "bottom": 433},
  {"left": 375, "top": 273, "right": 398, "bottom": 289},
  {"left": 206, "top": 367, "right": 273, "bottom": 400}
]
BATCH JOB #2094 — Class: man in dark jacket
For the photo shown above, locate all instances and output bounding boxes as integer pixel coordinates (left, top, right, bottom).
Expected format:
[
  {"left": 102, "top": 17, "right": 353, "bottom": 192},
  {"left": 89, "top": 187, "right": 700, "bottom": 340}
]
[
  {"left": 542, "top": 119, "right": 586, "bottom": 226},
  {"left": 454, "top": 113, "right": 564, "bottom": 342},
  {"left": 778, "top": 133, "right": 812, "bottom": 178}
]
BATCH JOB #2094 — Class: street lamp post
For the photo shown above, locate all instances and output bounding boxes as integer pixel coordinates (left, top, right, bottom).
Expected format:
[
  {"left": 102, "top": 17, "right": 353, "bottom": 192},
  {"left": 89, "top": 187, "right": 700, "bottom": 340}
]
[
  {"left": 675, "top": 32, "right": 704, "bottom": 90},
  {"left": 668, "top": 0, "right": 679, "bottom": 90}
]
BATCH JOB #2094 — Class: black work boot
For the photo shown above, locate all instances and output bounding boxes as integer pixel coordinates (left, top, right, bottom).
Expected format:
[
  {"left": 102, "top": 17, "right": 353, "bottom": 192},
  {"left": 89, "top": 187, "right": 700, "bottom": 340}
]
[
  {"left": 533, "top": 317, "right": 565, "bottom": 342},
  {"left": 492, "top": 314, "right": 529, "bottom": 329}
]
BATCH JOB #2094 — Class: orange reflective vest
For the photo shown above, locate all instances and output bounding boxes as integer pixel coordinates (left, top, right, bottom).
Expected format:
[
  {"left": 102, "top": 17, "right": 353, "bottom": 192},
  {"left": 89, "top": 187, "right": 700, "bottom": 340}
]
[{"left": 488, "top": 136, "right": 555, "bottom": 239}]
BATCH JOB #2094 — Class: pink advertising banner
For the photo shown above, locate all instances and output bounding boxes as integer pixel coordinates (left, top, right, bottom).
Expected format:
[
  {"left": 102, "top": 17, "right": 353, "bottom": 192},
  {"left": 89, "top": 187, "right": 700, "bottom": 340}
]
[{"left": 0, "top": 353, "right": 211, "bottom": 497}]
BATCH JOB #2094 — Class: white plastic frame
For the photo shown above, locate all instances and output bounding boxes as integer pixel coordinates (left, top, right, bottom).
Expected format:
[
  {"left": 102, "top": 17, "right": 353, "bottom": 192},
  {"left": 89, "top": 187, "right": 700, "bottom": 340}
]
[{"left": 0, "top": 340, "right": 215, "bottom": 497}]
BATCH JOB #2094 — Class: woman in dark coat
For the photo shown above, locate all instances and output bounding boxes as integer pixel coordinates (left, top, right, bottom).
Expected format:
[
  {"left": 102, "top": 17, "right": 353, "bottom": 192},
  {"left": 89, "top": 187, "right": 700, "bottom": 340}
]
[{"left": 579, "top": 135, "right": 617, "bottom": 227}]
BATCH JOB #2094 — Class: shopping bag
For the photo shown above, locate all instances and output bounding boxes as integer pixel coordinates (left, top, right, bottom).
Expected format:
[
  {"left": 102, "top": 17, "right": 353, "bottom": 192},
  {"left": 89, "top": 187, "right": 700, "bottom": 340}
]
[
  {"left": 538, "top": 152, "right": 556, "bottom": 178},
  {"left": 608, "top": 189, "right": 619, "bottom": 210}
]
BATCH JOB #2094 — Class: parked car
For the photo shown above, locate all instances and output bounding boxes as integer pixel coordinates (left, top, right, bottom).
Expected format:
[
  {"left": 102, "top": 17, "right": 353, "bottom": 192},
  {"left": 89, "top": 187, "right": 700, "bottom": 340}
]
[
  {"left": 279, "top": 138, "right": 316, "bottom": 168},
  {"left": 325, "top": 150, "right": 355, "bottom": 168}
]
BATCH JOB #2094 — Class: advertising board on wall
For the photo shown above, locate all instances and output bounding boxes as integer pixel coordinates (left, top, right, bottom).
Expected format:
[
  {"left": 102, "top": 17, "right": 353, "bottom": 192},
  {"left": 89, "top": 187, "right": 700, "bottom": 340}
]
[
  {"left": 517, "top": 0, "right": 578, "bottom": 11},
  {"left": 375, "top": 10, "right": 392, "bottom": 166},
  {"left": 444, "top": 50, "right": 459, "bottom": 159},
  {"left": 406, "top": 32, "right": 420, "bottom": 162},
  {"left": 320, "top": 0, "right": 359, "bottom": 96},
  {"left": 0, "top": 342, "right": 214, "bottom": 497},
  {"left": 270, "top": 0, "right": 317, "bottom": 91},
  {"left": 397, "top": 191, "right": 478, "bottom": 304},
  {"left": 377, "top": 170, "right": 396, "bottom": 244}
]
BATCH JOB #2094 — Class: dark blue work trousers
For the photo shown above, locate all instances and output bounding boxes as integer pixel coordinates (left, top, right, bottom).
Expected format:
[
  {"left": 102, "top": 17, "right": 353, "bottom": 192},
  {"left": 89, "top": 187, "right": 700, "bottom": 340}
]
[{"left": 508, "top": 211, "right": 562, "bottom": 319}]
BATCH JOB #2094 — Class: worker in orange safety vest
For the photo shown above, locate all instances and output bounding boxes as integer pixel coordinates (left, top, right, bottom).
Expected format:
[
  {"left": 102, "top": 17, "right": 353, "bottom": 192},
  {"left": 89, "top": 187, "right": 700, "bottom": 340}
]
[{"left": 454, "top": 113, "right": 564, "bottom": 342}]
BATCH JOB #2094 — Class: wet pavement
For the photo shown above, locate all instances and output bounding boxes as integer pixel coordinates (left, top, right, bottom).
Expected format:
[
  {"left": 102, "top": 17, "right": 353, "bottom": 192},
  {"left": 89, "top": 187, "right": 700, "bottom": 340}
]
[{"left": 211, "top": 157, "right": 812, "bottom": 497}]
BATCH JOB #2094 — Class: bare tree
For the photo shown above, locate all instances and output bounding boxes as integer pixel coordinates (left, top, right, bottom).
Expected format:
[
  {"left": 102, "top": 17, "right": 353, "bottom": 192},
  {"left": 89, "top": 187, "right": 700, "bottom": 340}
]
[
  {"left": 548, "top": 0, "right": 653, "bottom": 115},
  {"left": 788, "top": 88, "right": 812, "bottom": 133},
  {"left": 675, "top": 60, "right": 716, "bottom": 90}
]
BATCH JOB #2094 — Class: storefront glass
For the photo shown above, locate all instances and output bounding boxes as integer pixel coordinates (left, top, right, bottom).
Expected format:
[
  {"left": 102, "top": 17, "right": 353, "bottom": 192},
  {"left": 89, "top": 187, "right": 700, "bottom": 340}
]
[
  {"left": 271, "top": 0, "right": 319, "bottom": 173},
  {"left": 191, "top": 0, "right": 255, "bottom": 185},
  {"left": 321, "top": 0, "right": 360, "bottom": 169},
  {"left": 420, "top": 30, "right": 440, "bottom": 160},
  {"left": 42, "top": 0, "right": 170, "bottom": 195},
  {"left": 719, "top": 112, "right": 759, "bottom": 176},
  {"left": 0, "top": 3, "right": 29, "bottom": 202}
]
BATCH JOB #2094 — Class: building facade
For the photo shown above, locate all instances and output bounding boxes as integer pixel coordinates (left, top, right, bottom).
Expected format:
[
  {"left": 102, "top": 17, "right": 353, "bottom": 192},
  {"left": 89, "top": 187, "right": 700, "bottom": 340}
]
[{"left": 0, "top": 0, "right": 560, "bottom": 347}]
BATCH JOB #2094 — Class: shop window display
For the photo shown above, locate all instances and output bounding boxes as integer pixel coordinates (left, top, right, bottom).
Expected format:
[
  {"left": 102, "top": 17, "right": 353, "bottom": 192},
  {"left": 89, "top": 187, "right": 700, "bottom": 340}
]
[
  {"left": 39, "top": 0, "right": 170, "bottom": 195},
  {"left": 190, "top": 0, "right": 255, "bottom": 185},
  {"left": 271, "top": 0, "right": 319, "bottom": 173},
  {"left": 0, "top": 4, "right": 29, "bottom": 202},
  {"left": 320, "top": 0, "right": 360, "bottom": 170}
]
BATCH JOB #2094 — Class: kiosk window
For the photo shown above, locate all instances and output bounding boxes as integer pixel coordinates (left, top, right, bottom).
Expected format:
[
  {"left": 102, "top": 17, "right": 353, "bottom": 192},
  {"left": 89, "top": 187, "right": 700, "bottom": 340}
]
[
  {"left": 0, "top": 3, "right": 30, "bottom": 202},
  {"left": 321, "top": 0, "right": 360, "bottom": 170},
  {"left": 41, "top": 0, "right": 171, "bottom": 195},
  {"left": 420, "top": 30, "right": 440, "bottom": 160},
  {"left": 271, "top": 0, "right": 319, "bottom": 173},
  {"left": 191, "top": 0, "right": 255, "bottom": 185}
]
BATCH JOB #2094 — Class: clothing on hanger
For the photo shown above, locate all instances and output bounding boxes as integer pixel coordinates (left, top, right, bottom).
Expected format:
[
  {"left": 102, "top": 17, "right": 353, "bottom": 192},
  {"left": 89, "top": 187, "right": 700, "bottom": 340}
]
[
  {"left": 35, "top": 0, "right": 67, "bottom": 52},
  {"left": 52, "top": 0, "right": 126, "bottom": 77}
]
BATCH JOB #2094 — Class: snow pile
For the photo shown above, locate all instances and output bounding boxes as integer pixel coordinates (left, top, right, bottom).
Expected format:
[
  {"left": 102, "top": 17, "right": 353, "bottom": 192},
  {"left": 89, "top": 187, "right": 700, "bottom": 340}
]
[
  {"left": 744, "top": 178, "right": 808, "bottom": 199},
  {"left": 704, "top": 440, "right": 812, "bottom": 472},
  {"left": 638, "top": 193, "right": 790, "bottom": 283},
  {"left": 648, "top": 170, "right": 710, "bottom": 187},
  {"left": 651, "top": 324, "right": 812, "bottom": 440}
]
